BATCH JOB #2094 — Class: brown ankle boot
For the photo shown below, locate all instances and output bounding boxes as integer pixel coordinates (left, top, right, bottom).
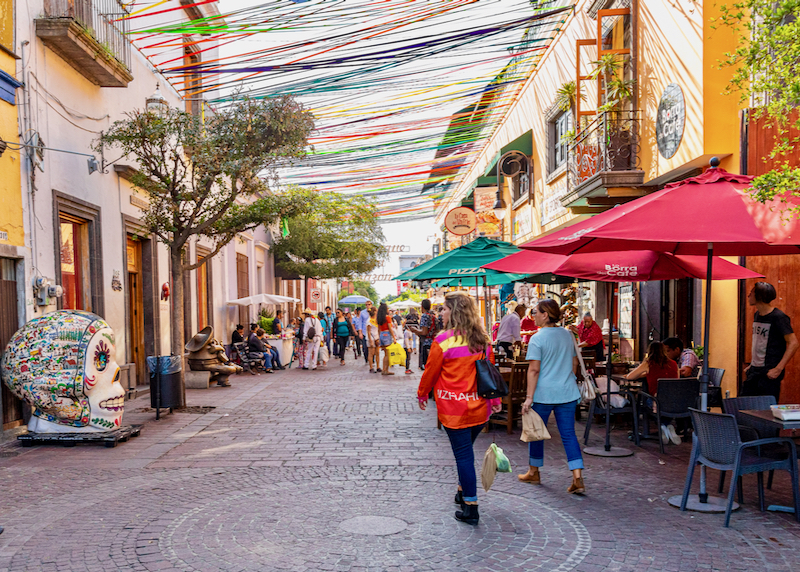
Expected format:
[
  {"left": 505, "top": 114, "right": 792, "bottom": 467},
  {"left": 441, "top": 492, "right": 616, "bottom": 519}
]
[
  {"left": 567, "top": 476, "right": 585, "bottom": 494},
  {"left": 518, "top": 467, "right": 541, "bottom": 484}
]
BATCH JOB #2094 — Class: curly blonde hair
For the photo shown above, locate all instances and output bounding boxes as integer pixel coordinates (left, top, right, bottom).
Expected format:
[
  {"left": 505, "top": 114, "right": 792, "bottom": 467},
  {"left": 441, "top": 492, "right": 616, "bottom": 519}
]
[{"left": 444, "top": 291, "right": 489, "bottom": 353}]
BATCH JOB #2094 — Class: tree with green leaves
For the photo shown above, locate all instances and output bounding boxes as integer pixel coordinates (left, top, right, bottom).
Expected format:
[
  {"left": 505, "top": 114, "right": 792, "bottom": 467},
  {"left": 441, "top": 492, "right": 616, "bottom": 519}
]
[
  {"left": 272, "top": 192, "right": 386, "bottom": 280},
  {"left": 97, "top": 96, "right": 314, "bottom": 405},
  {"left": 716, "top": 1, "right": 800, "bottom": 203}
]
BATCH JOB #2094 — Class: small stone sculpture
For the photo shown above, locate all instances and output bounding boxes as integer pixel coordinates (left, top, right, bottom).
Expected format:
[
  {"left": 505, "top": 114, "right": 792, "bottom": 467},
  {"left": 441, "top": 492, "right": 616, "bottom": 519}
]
[
  {"left": 1, "top": 310, "right": 125, "bottom": 433},
  {"left": 186, "top": 326, "right": 242, "bottom": 386}
]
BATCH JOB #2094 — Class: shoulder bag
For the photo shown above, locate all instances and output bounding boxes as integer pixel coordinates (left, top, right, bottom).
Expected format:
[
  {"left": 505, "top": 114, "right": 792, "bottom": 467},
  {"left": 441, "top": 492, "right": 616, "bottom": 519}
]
[
  {"left": 475, "top": 348, "right": 508, "bottom": 399},
  {"left": 572, "top": 332, "right": 597, "bottom": 402}
]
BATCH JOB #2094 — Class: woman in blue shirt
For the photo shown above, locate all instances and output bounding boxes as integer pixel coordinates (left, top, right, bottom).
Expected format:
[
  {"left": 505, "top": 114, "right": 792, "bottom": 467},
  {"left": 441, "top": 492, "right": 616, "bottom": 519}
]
[{"left": 518, "top": 299, "right": 585, "bottom": 494}]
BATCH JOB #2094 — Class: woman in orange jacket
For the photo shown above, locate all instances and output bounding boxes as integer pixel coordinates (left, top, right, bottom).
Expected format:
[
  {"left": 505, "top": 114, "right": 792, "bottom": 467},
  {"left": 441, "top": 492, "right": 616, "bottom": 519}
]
[{"left": 417, "top": 291, "right": 502, "bottom": 525}]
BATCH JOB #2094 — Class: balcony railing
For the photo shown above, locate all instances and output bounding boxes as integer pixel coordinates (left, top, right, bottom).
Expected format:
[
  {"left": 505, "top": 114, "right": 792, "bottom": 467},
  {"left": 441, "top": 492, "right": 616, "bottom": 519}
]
[
  {"left": 43, "top": 0, "right": 130, "bottom": 70},
  {"left": 567, "top": 110, "right": 641, "bottom": 191}
]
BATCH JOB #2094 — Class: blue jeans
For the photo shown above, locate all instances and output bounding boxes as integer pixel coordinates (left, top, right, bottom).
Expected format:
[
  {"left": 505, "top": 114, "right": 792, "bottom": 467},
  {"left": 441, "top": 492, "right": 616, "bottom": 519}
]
[
  {"left": 262, "top": 351, "right": 274, "bottom": 370},
  {"left": 444, "top": 423, "right": 486, "bottom": 502},
  {"left": 267, "top": 347, "right": 280, "bottom": 368},
  {"left": 528, "top": 401, "right": 584, "bottom": 470}
]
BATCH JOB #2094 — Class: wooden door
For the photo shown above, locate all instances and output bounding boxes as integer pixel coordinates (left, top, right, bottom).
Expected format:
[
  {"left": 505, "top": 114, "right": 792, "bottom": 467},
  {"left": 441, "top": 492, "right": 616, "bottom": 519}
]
[
  {"left": 0, "top": 259, "right": 23, "bottom": 427},
  {"left": 236, "top": 253, "right": 249, "bottom": 326},
  {"left": 127, "top": 239, "right": 146, "bottom": 386}
]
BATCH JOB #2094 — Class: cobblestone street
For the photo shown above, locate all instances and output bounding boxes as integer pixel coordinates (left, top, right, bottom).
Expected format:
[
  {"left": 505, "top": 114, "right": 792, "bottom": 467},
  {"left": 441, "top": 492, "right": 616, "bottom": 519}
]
[{"left": 1, "top": 362, "right": 799, "bottom": 572}]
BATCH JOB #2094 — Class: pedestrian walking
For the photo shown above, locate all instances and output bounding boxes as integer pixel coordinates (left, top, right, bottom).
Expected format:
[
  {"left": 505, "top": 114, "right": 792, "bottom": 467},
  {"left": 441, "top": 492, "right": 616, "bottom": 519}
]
[
  {"left": 366, "top": 306, "right": 380, "bottom": 372},
  {"left": 405, "top": 308, "right": 419, "bottom": 354},
  {"left": 408, "top": 299, "right": 437, "bottom": 370},
  {"left": 417, "top": 291, "right": 502, "bottom": 525},
  {"left": 302, "top": 308, "right": 322, "bottom": 370},
  {"left": 403, "top": 317, "right": 414, "bottom": 374},
  {"left": 358, "top": 301, "right": 373, "bottom": 364},
  {"left": 333, "top": 308, "right": 356, "bottom": 365},
  {"left": 742, "top": 281, "right": 799, "bottom": 401},
  {"left": 518, "top": 299, "right": 585, "bottom": 495},
  {"left": 324, "top": 306, "right": 335, "bottom": 355},
  {"left": 376, "top": 303, "right": 396, "bottom": 376}
]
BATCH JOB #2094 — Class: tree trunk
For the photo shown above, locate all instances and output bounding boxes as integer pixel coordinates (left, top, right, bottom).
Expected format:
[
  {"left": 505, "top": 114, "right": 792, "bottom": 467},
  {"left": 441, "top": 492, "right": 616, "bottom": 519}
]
[{"left": 170, "top": 247, "right": 187, "bottom": 408}]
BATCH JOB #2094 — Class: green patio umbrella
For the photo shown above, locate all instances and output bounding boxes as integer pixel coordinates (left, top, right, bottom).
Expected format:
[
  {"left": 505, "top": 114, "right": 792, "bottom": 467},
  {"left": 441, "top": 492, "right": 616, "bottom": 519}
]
[
  {"left": 393, "top": 237, "right": 521, "bottom": 282},
  {"left": 432, "top": 273, "right": 530, "bottom": 287}
]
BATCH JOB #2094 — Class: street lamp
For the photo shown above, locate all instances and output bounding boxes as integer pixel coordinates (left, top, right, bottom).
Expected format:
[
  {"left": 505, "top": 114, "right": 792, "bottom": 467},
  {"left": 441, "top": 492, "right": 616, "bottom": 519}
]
[
  {"left": 492, "top": 196, "right": 507, "bottom": 220},
  {"left": 146, "top": 83, "right": 168, "bottom": 114}
]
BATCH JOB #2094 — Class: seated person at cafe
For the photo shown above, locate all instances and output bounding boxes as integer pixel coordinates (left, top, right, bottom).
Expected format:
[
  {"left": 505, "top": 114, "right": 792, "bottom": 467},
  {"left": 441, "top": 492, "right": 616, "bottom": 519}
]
[
  {"left": 248, "top": 328, "right": 275, "bottom": 373},
  {"left": 627, "top": 341, "right": 681, "bottom": 444},
  {"left": 662, "top": 337, "right": 700, "bottom": 378},
  {"left": 625, "top": 341, "right": 678, "bottom": 396},
  {"left": 572, "top": 312, "right": 605, "bottom": 362},
  {"left": 496, "top": 301, "right": 526, "bottom": 358}
]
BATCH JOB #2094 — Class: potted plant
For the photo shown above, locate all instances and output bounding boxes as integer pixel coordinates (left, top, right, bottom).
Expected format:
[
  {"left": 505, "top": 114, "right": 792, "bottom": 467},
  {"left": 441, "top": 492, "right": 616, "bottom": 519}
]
[{"left": 590, "top": 55, "right": 637, "bottom": 171}]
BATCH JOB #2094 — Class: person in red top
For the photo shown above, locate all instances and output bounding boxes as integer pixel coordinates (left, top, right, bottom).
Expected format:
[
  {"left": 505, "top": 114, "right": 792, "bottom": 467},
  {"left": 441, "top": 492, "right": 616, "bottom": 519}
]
[
  {"left": 572, "top": 312, "right": 604, "bottom": 362},
  {"left": 377, "top": 303, "right": 397, "bottom": 376},
  {"left": 626, "top": 341, "right": 681, "bottom": 444},
  {"left": 418, "top": 292, "right": 501, "bottom": 526},
  {"left": 520, "top": 308, "right": 538, "bottom": 344}
]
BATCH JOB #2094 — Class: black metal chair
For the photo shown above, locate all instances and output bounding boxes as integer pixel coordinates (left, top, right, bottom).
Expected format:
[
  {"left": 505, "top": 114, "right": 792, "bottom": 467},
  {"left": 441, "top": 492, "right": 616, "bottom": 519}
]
[
  {"left": 680, "top": 408, "right": 800, "bottom": 527},
  {"left": 722, "top": 395, "right": 781, "bottom": 493},
  {"left": 639, "top": 378, "right": 700, "bottom": 453},
  {"left": 705, "top": 367, "right": 725, "bottom": 408},
  {"left": 583, "top": 376, "right": 640, "bottom": 446}
]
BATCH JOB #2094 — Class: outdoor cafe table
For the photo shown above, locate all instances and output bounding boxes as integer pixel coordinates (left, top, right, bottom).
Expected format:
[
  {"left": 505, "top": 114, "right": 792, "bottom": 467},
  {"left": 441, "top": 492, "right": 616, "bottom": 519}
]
[
  {"left": 739, "top": 410, "right": 800, "bottom": 514},
  {"left": 740, "top": 409, "right": 800, "bottom": 430}
]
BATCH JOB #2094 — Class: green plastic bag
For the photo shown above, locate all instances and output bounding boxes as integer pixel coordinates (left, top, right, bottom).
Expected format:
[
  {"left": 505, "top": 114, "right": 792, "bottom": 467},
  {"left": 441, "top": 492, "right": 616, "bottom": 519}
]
[{"left": 493, "top": 443, "right": 511, "bottom": 473}]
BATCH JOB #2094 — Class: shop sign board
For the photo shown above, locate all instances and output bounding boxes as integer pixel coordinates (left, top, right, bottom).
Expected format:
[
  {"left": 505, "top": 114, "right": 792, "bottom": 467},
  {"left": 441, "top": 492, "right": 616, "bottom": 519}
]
[
  {"left": 618, "top": 282, "right": 634, "bottom": 339},
  {"left": 540, "top": 179, "right": 568, "bottom": 226},
  {"left": 512, "top": 207, "right": 532, "bottom": 241},
  {"left": 473, "top": 186, "right": 502, "bottom": 238},
  {"left": 656, "top": 83, "right": 685, "bottom": 159},
  {"left": 444, "top": 206, "right": 477, "bottom": 236}
]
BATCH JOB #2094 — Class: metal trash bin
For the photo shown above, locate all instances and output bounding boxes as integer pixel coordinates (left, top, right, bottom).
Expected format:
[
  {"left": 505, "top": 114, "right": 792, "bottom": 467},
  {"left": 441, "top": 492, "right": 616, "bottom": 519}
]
[{"left": 146, "top": 356, "right": 182, "bottom": 413}]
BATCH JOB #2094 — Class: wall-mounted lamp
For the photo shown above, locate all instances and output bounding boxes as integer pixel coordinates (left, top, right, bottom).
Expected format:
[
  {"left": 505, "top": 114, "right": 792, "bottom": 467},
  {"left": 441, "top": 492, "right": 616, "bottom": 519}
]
[
  {"left": 146, "top": 82, "right": 169, "bottom": 115},
  {"left": 492, "top": 196, "right": 507, "bottom": 220}
]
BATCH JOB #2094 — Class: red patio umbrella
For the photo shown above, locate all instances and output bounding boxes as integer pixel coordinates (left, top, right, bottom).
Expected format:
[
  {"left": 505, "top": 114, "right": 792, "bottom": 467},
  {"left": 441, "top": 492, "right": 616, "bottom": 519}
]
[
  {"left": 521, "top": 160, "right": 800, "bottom": 507},
  {"left": 484, "top": 249, "right": 764, "bottom": 282}
]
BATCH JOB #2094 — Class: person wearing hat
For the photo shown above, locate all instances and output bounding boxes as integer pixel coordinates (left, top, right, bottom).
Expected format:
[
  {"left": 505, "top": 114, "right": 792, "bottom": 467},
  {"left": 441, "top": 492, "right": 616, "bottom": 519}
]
[
  {"left": 496, "top": 301, "right": 525, "bottom": 358},
  {"left": 302, "top": 308, "right": 323, "bottom": 370}
]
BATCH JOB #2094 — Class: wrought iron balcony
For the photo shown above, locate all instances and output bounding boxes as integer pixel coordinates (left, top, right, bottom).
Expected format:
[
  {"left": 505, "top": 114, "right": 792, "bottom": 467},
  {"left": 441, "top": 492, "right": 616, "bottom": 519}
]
[
  {"left": 36, "top": 0, "right": 132, "bottom": 87},
  {"left": 564, "top": 110, "right": 645, "bottom": 208}
]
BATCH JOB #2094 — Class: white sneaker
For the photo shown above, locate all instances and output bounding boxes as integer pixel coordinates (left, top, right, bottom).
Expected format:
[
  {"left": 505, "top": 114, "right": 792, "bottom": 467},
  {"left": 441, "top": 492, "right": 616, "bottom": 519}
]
[
  {"left": 661, "top": 425, "right": 670, "bottom": 444},
  {"left": 667, "top": 424, "right": 682, "bottom": 445}
]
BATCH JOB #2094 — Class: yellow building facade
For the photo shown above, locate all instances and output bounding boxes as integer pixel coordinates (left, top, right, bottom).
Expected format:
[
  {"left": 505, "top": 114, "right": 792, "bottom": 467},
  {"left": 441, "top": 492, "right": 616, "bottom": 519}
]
[
  {"left": 436, "top": 0, "right": 744, "bottom": 397},
  {"left": 0, "top": 0, "right": 23, "bottom": 250}
]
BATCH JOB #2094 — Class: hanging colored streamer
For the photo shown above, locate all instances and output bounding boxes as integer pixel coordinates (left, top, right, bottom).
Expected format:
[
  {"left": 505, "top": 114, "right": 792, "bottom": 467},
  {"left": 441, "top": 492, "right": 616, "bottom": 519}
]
[{"left": 123, "top": 0, "right": 575, "bottom": 218}]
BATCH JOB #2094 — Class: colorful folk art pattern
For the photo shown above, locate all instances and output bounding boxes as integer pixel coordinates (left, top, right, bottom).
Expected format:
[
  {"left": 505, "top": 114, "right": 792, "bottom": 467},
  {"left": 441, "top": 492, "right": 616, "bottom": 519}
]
[{"left": 1, "top": 310, "right": 111, "bottom": 428}]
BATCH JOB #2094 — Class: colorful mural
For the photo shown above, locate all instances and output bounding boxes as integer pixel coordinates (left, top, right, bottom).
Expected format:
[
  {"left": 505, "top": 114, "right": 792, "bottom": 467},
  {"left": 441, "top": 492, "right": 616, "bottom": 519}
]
[{"left": 0, "top": 310, "right": 125, "bottom": 433}]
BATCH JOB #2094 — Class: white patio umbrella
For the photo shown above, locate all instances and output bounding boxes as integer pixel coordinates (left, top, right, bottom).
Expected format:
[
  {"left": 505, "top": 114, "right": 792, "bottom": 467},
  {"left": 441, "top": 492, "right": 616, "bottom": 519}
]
[
  {"left": 390, "top": 300, "right": 422, "bottom": 309},
  {"left": 227, "top": 293, "right": 300, "bottom": 306}
]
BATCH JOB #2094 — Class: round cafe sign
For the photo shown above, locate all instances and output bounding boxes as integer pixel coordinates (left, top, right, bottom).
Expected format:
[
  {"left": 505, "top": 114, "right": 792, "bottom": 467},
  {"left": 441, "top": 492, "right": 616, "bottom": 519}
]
[
  {"left": 444, "top": 206, "right": 477, "bottom": 236},
  {"left": 656, "top": 83, "right": 685, "bottom": 159}
]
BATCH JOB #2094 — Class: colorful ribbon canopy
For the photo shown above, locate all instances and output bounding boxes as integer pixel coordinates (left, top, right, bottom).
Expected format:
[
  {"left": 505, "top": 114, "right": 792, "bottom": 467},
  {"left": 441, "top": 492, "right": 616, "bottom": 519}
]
[{"left": 124, "top": 1, "right": 574, "bottom": 220}]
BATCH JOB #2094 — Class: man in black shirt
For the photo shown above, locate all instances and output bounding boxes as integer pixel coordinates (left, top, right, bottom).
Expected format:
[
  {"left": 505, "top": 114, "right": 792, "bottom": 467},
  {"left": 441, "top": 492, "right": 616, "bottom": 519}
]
[{"left": 742, "top": 282, "right": 799, "bottom": 401}]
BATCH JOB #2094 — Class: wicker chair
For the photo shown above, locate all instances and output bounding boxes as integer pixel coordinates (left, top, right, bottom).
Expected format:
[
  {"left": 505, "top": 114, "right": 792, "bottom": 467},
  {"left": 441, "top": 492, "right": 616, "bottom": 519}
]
[
  {"left": 639, "top": 378, "right": 700, "bottom": 453},
  {"left": 680, "top": 408, "right": 800, "bottom": 527},
  {"left": 583, "top": 376, "right": 640, "bottom": 446},
  {"left": 722, "top": 396, "right": 781, "bottom": 494}
]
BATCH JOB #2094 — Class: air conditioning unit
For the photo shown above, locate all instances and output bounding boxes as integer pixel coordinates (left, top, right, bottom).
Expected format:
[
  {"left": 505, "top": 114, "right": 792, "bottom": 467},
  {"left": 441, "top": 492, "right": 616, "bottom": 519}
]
[{"left": 499, "top": 151, "right": 529, "bottom": 178}]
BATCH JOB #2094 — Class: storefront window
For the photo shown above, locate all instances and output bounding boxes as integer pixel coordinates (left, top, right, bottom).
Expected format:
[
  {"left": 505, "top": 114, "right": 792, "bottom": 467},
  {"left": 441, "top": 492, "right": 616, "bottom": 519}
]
[{"left": 552, "top": 111, "right": 571, "bottom": 171}]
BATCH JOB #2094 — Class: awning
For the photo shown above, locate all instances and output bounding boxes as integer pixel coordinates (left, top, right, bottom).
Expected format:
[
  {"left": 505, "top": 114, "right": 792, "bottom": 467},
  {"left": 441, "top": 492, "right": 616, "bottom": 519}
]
[{"left": 484, "top": 130, "right": 533, "bottom": 176}]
